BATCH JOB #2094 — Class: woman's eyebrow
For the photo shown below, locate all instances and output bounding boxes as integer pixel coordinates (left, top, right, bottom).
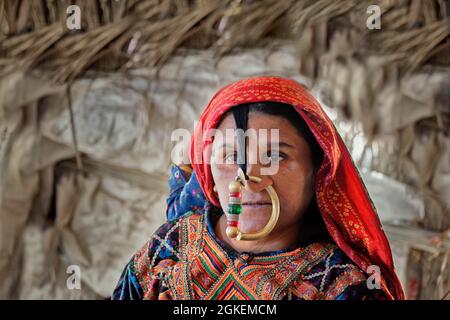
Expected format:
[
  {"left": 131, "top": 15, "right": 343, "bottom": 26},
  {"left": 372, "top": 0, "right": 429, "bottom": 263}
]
[
  {"left": 217, "top": 142, "right": 294, "bottom": 149},
  {"left": 270, "top": 142, "right": 295, "bottom": 149},
  {"left": 219, "top": 143, "right": 235, "bottom": 149}
]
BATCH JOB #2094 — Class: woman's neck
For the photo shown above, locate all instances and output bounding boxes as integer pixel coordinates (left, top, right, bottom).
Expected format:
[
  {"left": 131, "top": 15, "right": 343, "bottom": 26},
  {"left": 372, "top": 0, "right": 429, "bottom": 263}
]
[{"left": 214, "top": 214, "right": 303, "bottom": 254}]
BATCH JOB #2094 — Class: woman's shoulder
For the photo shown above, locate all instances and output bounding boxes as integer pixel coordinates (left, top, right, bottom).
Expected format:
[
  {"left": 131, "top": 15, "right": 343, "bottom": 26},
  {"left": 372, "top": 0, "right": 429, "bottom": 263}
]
[
  {"left": 297, "top": 241, "right": 387, "bottom": 300},
  {"left": 133, "top": 211, "right": 203, "bottom": 265}
]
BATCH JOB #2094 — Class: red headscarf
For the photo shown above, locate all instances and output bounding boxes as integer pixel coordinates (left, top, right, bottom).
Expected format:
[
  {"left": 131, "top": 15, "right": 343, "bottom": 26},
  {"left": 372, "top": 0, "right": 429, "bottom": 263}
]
[{"left": 190, "top": 76, "right": 405, "bottom": 300}]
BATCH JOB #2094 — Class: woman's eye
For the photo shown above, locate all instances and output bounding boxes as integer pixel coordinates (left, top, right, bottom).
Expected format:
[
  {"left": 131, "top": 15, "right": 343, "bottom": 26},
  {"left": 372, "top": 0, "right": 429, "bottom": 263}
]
[
  {"left": 223, "top": 151, "right": 284, "bottom": 163},
  {"left": 268, "top": 152, "right": 285, "bottom": 162},
  {"left": 224, "top": 152, "right": 238, "bottom": 163}
]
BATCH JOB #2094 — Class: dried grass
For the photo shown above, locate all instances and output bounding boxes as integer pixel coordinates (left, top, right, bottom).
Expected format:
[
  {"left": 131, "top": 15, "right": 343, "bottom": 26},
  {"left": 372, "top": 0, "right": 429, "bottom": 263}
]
[{"left": 0, "top": 0, "right": 447, "bottom": 83}]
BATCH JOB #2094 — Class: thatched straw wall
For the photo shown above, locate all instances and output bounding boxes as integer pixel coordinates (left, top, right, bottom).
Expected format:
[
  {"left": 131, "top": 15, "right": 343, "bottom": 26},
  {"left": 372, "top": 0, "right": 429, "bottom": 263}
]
[{"left": 1, "top": 0, "right": 449, "bottom": 81}]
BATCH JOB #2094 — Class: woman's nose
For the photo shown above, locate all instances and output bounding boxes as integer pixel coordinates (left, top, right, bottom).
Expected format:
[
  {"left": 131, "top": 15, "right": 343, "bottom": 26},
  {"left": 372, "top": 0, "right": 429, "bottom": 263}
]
[{"left": 244, "top": 164, "right": 273, "bottom": 193}]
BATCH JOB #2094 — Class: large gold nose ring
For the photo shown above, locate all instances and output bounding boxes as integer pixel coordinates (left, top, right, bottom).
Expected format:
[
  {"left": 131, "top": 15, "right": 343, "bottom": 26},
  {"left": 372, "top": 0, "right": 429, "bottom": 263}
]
[{"left": 225, "top": 168, "right": 280, "bottom": 241}]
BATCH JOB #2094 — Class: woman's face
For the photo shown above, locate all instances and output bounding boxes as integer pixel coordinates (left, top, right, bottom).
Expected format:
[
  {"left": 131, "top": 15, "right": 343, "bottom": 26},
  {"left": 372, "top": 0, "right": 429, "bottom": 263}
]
[{"left": 210, "top": 110, "right": 316, "bottom": 235}]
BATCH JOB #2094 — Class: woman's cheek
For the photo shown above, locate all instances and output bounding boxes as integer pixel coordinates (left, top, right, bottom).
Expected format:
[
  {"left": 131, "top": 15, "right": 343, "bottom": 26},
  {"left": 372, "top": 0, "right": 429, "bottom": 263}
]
[
  {"left": 211, "top": 165, "right": 236, "bottom": 203},
  {"left": 277, "top": 168, "right": 311, "bottom": 216}
]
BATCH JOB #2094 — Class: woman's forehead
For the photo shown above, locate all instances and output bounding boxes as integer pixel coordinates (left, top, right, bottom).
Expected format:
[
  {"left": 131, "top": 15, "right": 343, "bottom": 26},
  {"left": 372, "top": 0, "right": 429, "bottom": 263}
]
[
  {"left": 212, "top": 111, "right": 308, "bottom": 149},
  {"left": 215, "top": 111, "right": 303, "bottom": 136},
  {"left": 217, "top": 110, "right": 295, "bottom": 130}
]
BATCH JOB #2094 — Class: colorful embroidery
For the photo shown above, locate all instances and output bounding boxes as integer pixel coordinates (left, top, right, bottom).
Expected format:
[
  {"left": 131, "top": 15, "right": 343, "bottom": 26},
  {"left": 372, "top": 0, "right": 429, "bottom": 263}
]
[{"left": 112, "top": 210, "right": 386, "bottom": 300}]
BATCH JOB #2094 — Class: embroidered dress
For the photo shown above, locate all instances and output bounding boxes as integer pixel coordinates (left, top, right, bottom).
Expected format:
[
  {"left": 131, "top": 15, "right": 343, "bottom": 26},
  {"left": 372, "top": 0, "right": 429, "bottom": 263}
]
[{"left": 112, "top": 207, "right": 386, "bottom": 300}]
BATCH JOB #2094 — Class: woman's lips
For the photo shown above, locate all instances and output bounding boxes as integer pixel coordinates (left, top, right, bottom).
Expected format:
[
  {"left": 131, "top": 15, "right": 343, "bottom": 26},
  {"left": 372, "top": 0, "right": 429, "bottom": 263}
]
[{"left": 241, "top": 202, "right": 271, "bottom": 208}]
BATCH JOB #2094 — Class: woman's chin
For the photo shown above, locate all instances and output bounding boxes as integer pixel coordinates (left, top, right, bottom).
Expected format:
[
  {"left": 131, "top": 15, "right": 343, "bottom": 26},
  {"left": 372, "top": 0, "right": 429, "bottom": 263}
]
[{"left": 238, "top": 207, "right": 271, "bottom": 233}]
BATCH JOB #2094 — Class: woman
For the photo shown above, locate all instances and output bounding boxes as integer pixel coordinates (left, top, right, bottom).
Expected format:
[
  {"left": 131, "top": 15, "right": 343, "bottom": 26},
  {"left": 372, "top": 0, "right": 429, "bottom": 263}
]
[{"left": 112, "top": 76, "right": 405, "bottom": 300}]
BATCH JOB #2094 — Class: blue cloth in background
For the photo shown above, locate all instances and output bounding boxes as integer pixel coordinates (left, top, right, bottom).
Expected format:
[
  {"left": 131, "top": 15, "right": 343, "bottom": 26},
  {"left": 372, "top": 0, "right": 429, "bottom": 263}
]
[{"left": 166, "top": 165, "right": 206, "bottom": 221}]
